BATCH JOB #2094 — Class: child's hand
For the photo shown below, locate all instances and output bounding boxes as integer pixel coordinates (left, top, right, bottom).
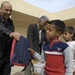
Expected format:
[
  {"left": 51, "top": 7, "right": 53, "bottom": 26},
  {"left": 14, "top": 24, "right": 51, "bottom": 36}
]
[{"left": 28, "top": 48, "right": 34, "bottom": 55}]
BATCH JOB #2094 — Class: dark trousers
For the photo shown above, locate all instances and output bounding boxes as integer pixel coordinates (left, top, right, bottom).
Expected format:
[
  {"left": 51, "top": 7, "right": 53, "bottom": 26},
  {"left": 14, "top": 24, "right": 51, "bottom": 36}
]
[{"left": 0, "top": 58, "right": 11, "bottom": 75}]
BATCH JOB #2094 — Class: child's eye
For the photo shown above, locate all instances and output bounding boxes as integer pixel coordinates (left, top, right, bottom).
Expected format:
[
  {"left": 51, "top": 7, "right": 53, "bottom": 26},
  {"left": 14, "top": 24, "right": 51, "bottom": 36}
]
[
  {"left": 63, "top": 33, "right": 67, "bottom": 35},
  {"left": 46, "top": 28, "right": 52, "bottom": 32},
  {"left": 46, "top": 29, "right": 51, "bottom": 32},
  {"left": 48, "top": 29, "right": 51, "bottom": 32},
  {"left": 65, "top": 33, "right": 67, "bottom": 34}
]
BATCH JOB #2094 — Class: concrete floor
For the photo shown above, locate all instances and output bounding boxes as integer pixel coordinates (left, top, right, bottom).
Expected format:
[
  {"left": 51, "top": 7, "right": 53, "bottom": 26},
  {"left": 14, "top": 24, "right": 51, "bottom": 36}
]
[
  {"left": 11, "top": 66, "right": 39, "bottom": 75},
  {"left": 11, "top": 66, "right": 24, "bottom": 75},
  {"left": 11, "top": 60, "right": 40, "bottom": 75}
]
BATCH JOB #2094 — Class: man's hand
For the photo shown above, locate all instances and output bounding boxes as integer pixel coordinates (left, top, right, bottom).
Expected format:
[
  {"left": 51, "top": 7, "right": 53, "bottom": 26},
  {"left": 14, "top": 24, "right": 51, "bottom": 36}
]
[{"left": 9, "top": 32, "right": 21, "bottom": 40}]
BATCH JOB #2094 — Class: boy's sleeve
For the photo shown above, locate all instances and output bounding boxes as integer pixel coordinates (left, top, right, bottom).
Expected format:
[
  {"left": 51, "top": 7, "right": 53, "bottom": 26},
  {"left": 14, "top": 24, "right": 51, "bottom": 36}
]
[
  {"left": 63, "top": 46, "right": 74, "bottom": 75},
  {"left": 33, "top": 51, "right": 45, "bottom": 63}
]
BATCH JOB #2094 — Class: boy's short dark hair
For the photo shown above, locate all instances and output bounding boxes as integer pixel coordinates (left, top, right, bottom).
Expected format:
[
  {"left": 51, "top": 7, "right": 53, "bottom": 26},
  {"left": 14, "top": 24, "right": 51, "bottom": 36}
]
[
  {"left": 65, "top": 26, "right": 74, "bottom": 34},
  {"left": 48, "top": 20, "right": 65, "bottom": 33},
  {"left": 65, "top": 26, "right": 75, "bottom": 40}
]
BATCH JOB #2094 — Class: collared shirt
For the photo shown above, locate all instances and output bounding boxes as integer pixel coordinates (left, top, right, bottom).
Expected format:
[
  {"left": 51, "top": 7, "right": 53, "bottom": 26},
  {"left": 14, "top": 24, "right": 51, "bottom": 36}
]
[
  {"left": 33, "top": 40, "right": 74, "bottom": 75},
  {"left": 37, "top": 23, "right": 42, "bottom": 44}
]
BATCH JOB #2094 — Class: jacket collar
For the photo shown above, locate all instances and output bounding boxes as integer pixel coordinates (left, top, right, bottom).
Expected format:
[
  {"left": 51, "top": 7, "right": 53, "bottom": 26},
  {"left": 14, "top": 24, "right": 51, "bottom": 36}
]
[
  {"left": 50, "top": 38, "right": 60, "bottom": 49},
  {"left": 50, "top": 38, "right": 60, "bottom": 42},
  {"left": 0, "top": 14, "right": 5, "bottom": 22}
]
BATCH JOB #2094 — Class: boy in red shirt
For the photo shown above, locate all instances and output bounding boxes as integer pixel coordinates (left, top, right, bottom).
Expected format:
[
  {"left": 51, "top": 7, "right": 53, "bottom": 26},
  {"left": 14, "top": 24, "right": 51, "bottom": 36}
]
[{"left": 29, "top": 20, "right": 74, "bottom": 75}]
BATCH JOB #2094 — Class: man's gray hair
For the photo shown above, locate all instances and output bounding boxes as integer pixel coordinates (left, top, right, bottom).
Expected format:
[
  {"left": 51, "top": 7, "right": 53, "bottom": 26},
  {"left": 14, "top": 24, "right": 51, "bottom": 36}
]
[{"left": 39, "top": 16, "right": 49, "bottom": 22}]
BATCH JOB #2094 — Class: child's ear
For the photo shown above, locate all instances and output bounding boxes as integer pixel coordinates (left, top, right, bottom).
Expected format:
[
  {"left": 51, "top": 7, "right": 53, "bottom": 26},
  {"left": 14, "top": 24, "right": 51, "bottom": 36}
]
[
  {"left": 57, "top": 31, "right": 61, "bottom": 36},
  {"left": 71, "top": 33, "right": 74, "bottom": 37}
]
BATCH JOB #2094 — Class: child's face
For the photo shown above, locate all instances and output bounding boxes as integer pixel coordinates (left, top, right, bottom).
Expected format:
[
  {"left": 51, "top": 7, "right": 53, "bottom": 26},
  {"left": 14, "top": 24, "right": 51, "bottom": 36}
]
[
  {"left": 63, "top": 31, "right": 73, "bottom": 41},
  {"left": 45, "top": 24, "right": 61, "bottom": 41}
]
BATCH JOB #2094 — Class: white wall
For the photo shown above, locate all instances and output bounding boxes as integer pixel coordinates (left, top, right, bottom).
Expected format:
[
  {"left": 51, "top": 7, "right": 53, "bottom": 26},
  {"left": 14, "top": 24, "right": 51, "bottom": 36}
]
[{"left": 15, "top": 26, "right": 28, "bottom": 37}]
